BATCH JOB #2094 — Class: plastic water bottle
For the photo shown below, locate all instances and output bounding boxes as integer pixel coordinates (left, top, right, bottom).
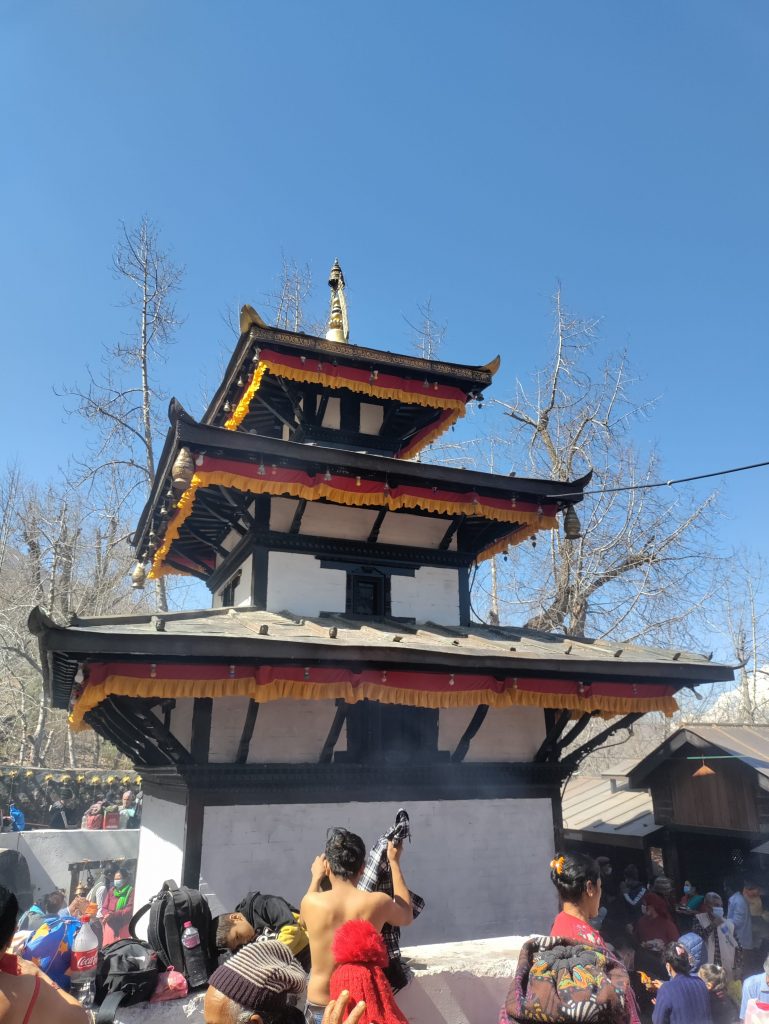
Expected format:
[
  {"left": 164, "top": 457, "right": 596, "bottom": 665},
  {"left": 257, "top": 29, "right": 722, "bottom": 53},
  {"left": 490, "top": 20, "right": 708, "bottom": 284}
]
[
  {"left": 71, "top": 915, "right": 99, "bottom": 1006},
  {"left": 181, "top": 920, "right": 208, "bottom": 988}
]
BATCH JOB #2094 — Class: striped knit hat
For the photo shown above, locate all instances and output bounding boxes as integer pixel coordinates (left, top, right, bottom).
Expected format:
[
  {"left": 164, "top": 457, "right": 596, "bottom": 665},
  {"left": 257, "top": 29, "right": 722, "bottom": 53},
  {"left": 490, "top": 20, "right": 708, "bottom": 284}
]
[{"left": 209, "top": 939, "right": 307, "bottom": 1012}]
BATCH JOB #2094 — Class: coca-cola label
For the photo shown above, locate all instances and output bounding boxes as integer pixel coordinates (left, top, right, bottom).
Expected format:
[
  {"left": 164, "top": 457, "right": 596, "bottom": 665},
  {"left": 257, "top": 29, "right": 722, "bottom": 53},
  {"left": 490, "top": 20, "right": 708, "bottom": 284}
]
[{"left": 71, "top": 949, "right": 98, "bottom": 972}]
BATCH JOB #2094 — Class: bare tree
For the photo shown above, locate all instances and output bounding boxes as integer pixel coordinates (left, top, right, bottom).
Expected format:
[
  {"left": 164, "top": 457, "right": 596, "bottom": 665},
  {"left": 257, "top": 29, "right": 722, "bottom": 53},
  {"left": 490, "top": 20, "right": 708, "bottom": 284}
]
[
  {"left": 61, "top": 218, "right": 184, "bottom": 611},
  {"left": 0, "top": 467, "right": 146, "bottom": 767},
  {"left": 406, "top": 299, "right": 447, "bottom": 361},
  {"left": 702, "top": 551, "right": 769, "bottom": 721},
  {"left": 481, "top": 286, "right": 719, "bottom": 647}
]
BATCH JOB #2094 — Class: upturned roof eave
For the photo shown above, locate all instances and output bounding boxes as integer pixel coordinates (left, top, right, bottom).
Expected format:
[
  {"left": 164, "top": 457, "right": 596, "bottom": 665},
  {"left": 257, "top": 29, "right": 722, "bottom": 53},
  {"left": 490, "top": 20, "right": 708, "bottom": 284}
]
[
  {"left": 202, "top": 322, "right": 499, "bottom": 427},
  {"left": 132, "top": 403, "right": 591, "bottom": 553},
  {"left": 29, "top": 605, "right": 734, "bottom": 712}
]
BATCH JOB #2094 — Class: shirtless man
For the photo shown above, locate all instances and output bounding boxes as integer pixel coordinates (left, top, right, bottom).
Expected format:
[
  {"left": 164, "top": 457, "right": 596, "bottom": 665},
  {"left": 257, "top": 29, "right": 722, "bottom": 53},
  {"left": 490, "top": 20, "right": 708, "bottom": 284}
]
[{"left": 300, "top": 827, "right": 413, "bottom": 1024}]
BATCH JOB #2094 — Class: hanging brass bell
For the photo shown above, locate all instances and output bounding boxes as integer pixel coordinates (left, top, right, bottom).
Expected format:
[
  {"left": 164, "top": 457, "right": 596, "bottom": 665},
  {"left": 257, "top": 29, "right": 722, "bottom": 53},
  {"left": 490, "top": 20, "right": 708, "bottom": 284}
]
[
  {"left": 171, "top": 447, "right": 194, "bottom": 490},
  {"left": 563, "top": 505, "right": 582, "bottom": 540},
  {"left": 131, "top": 562, "right": 146, "bottom": 589}
]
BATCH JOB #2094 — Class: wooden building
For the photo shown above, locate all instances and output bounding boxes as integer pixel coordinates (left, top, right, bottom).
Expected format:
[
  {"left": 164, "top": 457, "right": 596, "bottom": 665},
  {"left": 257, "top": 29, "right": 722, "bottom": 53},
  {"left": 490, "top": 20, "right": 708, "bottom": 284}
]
[
  {"left": 627, "top": 724, "right": 769, "bottom": 889},
  {"left": 28, "top": 265, "right": 734, "bottom": 939}
]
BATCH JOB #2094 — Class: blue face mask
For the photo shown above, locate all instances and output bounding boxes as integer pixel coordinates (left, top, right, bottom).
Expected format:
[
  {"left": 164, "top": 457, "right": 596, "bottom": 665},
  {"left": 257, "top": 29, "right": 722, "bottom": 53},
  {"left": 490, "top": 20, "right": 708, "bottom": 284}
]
[
  {"left": 712, "top": 906, "right": 725, "bottom": 918},
  {"left": 683, "top": 884, "right": 692, "bottom": 894}
]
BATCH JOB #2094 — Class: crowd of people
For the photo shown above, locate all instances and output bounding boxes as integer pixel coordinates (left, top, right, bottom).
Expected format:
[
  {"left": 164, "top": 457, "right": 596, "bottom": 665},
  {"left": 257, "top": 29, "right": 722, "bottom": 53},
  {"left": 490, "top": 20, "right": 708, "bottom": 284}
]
[
  {"left": 0, "top": 818, "right": 415, "bottom": 1024},
  {"left": 544, "top": 851, "right": 769, "bottom": 1023},
  {"left": 3, "top": 823, "right": 769, "bottom": 1023},
  {"left": 1, "top": 786, "right": 141, "bottom": 832}
]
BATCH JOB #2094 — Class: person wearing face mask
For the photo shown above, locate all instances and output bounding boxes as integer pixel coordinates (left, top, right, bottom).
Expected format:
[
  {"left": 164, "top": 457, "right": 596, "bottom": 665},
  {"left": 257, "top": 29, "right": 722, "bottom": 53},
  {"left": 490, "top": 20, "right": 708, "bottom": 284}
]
[
  {"left": 695, "top": 893, "right": 742, "bottom": 985},
  {"left": 677, "top": 881, "right": 705, "bottom": 914},
  {"left": 99, "top": 868, "right": 134, "bottom": 945},
  {"left": 651, "top": 941, "right": 712, "bottom": 1024}
]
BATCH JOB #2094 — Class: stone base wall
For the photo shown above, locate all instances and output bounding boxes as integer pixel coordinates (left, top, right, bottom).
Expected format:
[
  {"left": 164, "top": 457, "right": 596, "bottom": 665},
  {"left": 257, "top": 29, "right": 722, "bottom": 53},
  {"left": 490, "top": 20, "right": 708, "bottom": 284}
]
[{"left": 119, "top": 935, "right": 524, "bottom": 1024}]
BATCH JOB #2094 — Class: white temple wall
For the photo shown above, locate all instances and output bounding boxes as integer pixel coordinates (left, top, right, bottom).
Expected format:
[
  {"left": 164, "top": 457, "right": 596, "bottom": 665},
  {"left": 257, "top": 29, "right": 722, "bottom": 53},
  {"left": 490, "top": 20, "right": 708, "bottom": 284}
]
[
  {"left": 266, "top": 552, "right": 346, "bottom": 616},
  {"left": 439, "top": 706, "right": 545, "bottom": 762},
  {"left": 168, "top": 697, "right": 194, "bottom": 751},
  {"left": 207, "top": 698, "right": 346, "bottom": 763},
  {"left": 0, "top": 829, "right": 139, "bottom": 902},
  {"left": 193, "top": 702, "right": 546, "bottom": 764},
  {"left": 390, "top": 567, "right": 459, "bottom": 625},
  {"left": 133, "top": 795, "right": 187, "bottom": 918},
  {"left": 198, "top": 797, "right": 556, "bottom": 942}
]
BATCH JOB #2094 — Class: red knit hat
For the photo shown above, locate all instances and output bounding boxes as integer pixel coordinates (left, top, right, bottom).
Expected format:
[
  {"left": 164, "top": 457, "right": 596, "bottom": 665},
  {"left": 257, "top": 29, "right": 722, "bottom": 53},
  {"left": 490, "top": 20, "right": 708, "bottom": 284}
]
[{"left": 329, "top": 920, "right": 409, "bottom": 1024}]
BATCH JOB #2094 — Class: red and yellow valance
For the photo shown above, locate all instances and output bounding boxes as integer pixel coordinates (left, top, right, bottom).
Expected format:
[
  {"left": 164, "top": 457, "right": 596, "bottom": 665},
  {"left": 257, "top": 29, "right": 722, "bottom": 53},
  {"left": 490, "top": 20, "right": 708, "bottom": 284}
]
[
  {"left": 149, "top": 455, "right": 558, "bottom": 579},
  {"left": 69, "top": 659, "right": 679, "bottom": 730},
  {"left": 222, "top": 350, "right": 467, "bottom": 457}
]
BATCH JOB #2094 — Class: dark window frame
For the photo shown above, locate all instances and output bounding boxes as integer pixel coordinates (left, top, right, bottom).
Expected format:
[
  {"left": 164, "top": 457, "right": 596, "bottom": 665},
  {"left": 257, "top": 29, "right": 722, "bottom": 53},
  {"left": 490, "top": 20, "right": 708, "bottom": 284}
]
[{"left": 220, "top": 568, "right": 242, "bottom": 608}]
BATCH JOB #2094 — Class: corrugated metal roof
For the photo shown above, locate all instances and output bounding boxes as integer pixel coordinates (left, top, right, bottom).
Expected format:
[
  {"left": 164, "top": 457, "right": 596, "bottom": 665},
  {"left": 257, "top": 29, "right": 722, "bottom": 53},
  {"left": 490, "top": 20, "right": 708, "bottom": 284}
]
[
  {"left": 677, "top": 724, "right": 769, "bottom": 779},
  {"left": 562, "top": 774, "right": 658, "bottom": 838},
  {"left": 46, "top": 606, "right": 721, "bottom": 669}
]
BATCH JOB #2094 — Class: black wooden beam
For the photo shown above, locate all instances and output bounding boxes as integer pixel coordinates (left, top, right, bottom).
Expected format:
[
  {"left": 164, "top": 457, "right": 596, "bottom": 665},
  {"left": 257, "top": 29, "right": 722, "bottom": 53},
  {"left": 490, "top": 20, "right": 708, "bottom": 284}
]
[
  {"left": 215, "top": 487, "right": 257, "bottom": 529},
  {"left": 289, "top": 499, "right": 307, "bottom": 535},
  {"left": 125, "top": 700, "right": 194, "bottom": 765},
  {"left": 195, "top": 495, "right": 248, "bottom": 536},
  {"left": 319, "top": 701, "right": 349, "bottom": 764},
  {"left": 458, "top": 566, "right": 471, "bottom": 626},
  {"left": 169, "top": 542, "right": 216, "bottom": 576},
  {"left": 276, "top": 379, "right": 306, "bottom": 427},
  {"left": 553, "top": 712, "right": 596, "bottom": 758},
  {"left": 367, "top": 509, "right": 387, "bottom": 544},
  {"left": 450, "top": 705, "right": 489, "bottom": 763},
  {"left": 165, "top": 558, "right": 209, "bottom": 583},
  {"left": 191, "top": 698, "right": 213, "bottom": 765},
  {"left": 251, "top": 529, "right": 474, "bottom": 569},
  {"left": 439, "top": 516, "right": 464, "bottom": 551},
  {"left": 182, "top": 794, "right": 205, "bottom": 889},
  {"left": 254, "top": 393, "right": 296, "bottom": 431},
  {"left": 185, "top": 525, "right": 229, "bottom": 559},
  {"left": 251, "top": 547, "right": 268, "bottom": 609},
  {"left": 99, "top": 698, "right": 170, "bottom": 767},
  {"left": 235, "top": 700, "right": 259, "bottom": 764},
  {"left": 140, "top": 759, "right": 565, "bottom": 806},
  {"left": 534, "top": 709, "right": 572, "bottom": 763}
]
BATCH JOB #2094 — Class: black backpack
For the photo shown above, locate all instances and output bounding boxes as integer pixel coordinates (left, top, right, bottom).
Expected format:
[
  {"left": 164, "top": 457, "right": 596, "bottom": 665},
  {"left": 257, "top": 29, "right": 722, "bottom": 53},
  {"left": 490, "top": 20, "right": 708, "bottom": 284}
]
[
  {"left": 129, "top": 879, "right": 216, "bottom": 983},
  {"left": 94, "top": 938, "right": 159, "bottom": 1024}
]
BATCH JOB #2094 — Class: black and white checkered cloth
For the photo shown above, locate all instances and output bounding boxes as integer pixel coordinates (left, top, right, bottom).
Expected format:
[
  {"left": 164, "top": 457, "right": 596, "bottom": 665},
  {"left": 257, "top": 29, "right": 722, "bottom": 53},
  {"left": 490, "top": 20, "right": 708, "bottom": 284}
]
[{"left": 357, "top": 808, "right": 425, "bottom": 966}]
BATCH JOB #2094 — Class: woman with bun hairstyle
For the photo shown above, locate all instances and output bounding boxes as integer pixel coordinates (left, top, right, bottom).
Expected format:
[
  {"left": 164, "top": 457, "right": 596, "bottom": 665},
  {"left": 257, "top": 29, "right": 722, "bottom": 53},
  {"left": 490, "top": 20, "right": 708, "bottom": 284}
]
[
  {"left": 651, "top": 941, "right": 712, "bottom": 1023},
  {"left": 549, "top": 852, "right": 607, "bottom": 949}
]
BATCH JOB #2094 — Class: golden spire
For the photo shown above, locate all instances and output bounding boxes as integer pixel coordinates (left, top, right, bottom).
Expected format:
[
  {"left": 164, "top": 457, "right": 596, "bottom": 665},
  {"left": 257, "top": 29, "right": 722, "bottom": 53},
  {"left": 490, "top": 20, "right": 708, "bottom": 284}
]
[{"left": 325, "top": 259, "right": 349, "bottom": 343}]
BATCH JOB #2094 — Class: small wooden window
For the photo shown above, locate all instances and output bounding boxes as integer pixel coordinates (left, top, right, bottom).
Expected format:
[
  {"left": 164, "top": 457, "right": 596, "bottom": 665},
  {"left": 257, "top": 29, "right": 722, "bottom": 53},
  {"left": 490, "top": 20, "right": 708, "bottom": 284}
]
[
  {"left": 346, "top": 569, "right": 390, "bottom": 617},
  {"left": 339, "top": 700, "right": 443, "bottom": 765},
  {"left": 221, "top": 569, "right": 242, "bottom": 608}
]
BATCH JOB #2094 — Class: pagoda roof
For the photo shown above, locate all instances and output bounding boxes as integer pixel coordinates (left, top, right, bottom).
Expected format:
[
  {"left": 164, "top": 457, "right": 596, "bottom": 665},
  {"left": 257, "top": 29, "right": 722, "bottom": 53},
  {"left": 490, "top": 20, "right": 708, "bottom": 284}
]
[
  {"left": 202, "top": 317, "right": 501, "bottom": 459},
  {"left": 29, "top": 605, "right": 734, "bottom": 730},
  {"left": 132, "top": 401, "right": 589, "bottom": 580}
]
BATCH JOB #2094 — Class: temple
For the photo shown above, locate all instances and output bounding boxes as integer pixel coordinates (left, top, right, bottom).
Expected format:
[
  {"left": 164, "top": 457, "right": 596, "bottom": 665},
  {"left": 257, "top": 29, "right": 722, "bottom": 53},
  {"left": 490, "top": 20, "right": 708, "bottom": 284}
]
[{"left": 29, "top": 263, "right": 733, "bottom": 939}]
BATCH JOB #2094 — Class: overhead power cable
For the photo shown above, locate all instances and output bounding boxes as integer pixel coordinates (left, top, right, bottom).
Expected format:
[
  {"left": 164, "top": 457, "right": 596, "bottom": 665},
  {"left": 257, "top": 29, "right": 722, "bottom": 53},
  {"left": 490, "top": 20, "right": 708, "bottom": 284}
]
[{"left": 546, "top": 458, "right": 769, "bottom": 501}]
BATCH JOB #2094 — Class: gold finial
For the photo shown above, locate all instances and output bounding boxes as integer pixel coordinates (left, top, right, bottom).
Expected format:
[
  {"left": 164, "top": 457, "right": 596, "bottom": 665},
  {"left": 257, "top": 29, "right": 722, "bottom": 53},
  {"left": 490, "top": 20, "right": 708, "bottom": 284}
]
[{"left": 325, "top": 259, "right": 349, "bottom": 343}]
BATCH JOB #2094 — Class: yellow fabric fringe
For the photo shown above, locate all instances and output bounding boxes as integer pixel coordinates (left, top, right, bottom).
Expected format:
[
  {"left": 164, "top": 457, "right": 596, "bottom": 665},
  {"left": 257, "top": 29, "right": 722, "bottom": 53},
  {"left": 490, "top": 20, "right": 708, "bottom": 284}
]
[
  {"left": 398, "top": 410, "right": 463, "bottom": 459},
  {"left": 149, "top": 469, "right": 557, "bottom": 579},
  {"left": 224, "top": 363, "right": 268, "bottom": 430},
  {"left": 222, "top": 359, "right": 466, "bottom": 435},
  {"left": 69, "top": 673, "right": 679, "bottom": 730}
]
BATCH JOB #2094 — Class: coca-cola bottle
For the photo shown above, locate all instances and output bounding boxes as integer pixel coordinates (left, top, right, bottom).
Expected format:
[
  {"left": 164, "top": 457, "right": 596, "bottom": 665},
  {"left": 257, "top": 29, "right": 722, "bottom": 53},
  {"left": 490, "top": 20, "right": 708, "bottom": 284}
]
[
  {"left": 181, "top": 920, "right": 208, "bottom": 988},
  {"left": 71, "top": 915, "right": 100, "bottom": 1006}
]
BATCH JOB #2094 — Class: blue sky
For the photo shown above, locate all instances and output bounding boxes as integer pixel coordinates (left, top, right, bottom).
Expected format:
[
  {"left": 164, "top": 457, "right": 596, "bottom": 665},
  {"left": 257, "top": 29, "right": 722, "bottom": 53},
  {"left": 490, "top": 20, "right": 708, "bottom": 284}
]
[{"left": 2, "top": 1, "right": 768, "bottom": 565}]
